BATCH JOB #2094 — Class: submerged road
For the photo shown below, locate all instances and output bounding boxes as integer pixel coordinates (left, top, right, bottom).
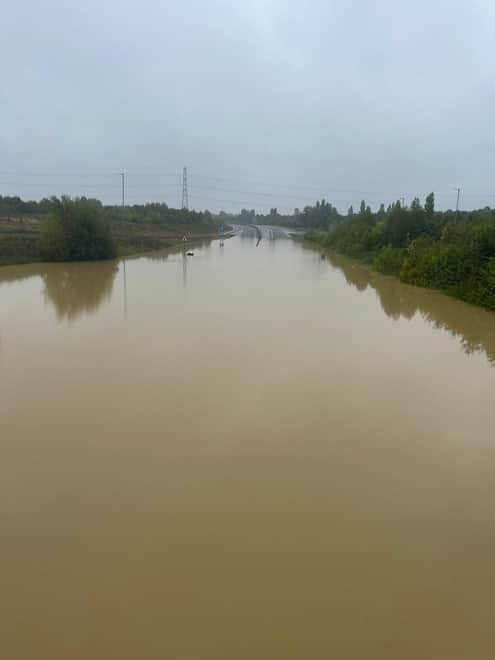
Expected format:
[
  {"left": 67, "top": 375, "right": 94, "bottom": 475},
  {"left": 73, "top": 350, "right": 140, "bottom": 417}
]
[{"left": 1, "top": 233, "right": 495, "bottom": 659}]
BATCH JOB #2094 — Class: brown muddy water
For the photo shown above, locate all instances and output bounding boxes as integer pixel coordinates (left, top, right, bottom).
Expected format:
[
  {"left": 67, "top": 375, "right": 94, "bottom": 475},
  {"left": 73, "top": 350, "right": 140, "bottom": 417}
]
[{"left": 1, "top": 227, "right": 495, "bottom": 659}]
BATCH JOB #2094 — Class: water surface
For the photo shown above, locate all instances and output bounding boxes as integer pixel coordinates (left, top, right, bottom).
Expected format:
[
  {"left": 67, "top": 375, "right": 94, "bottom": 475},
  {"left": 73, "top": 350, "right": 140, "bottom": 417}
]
[{"left": 2, "top": 228, "right": 495, "bottom": 659}]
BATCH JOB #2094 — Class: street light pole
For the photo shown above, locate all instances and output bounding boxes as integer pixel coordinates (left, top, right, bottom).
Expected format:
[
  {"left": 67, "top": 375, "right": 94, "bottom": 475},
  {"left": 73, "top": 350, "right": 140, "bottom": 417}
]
[
  {"left": 454, "top": 187, "right": 460, "bottom": 222},
  {"left": 120, "top": 172, "right": 125, "bottom": 208}
]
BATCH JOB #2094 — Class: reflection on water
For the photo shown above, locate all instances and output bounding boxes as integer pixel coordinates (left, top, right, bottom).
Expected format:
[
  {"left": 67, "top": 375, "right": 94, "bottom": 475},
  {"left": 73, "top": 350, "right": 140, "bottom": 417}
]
[
  {"left": 316, "top": 248, "right": 495, "bottom": 365},
  {"left": 122, "top": 259, "right": 128, "bottom": 320},
  {"left": 142, "top": 238, "right": 214, "bottom": 262},
  {"left": 0, "top": 259, "right": 118, "bottom": 321},
  {"left": 1, "top": 240, "right": 493, "bottom": 361},
  {"left": 239, "top": 226, "right": 260, "bottom": 245},
  {"left": 139, "top": 239, "right": 217, "bottom": 288},
  {"left": 181, "top": 250, "right": 187, "bottom": 287},
  {"left": 41, "top": 261, "right": 118, "bottom": 321}
]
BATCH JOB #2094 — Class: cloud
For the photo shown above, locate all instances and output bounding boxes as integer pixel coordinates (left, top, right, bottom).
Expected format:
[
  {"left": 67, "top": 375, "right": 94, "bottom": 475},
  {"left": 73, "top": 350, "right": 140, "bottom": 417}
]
[{"left": 1, "top": 0, "right": 495, "bottom": 211}]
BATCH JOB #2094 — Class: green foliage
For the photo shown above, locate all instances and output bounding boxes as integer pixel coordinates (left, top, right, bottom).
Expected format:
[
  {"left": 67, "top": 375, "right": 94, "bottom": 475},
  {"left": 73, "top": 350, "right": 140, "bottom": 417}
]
[
  {"left": 400, "top": 240, "right": 466, "bottom": 289},
  {"left": 226, "top": 199, "right": 341, "bottom": 230},
  {"left": 40, "top": 216, "right": 66, "bottom": 261},
  {"left": 321, "top": 202, "right": 384, "bottom": 259},
  {"left": 425, "top": 192, "right": 435, "bottom": 220},
  {"left": 400, "top": 224, "right": 495, "bottom": 309},
  {"left": 373, "top": 246, "right": 405, "bottom": 275},
  {"left": 40, "top": 197, "right": 116, "bottom": 262},
  {"left": 298, "top": 199, "right": 340, "bottom": 230},
  {"left": 478, "top": 259, "right": 495, "bottom": 309},
  {"left": 305, "top": 229, "right": 329, "bottom": 245},
  {"left": 0, "top": 195, "right": 53, "bottom": 216},
  {"left": 305, "top": 192, "right": 495, "bottom": 311},
  {"left": 384, "top": 200, "right": 427, "bottom": 247},
  {"left": 104, "top": 203, "right": 216, "bottom": 228}
]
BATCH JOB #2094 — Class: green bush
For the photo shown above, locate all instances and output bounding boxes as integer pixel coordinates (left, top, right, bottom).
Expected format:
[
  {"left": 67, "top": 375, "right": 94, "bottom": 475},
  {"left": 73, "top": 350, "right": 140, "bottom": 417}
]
[
  {"left": 40, "top": 216, "right": 66, "bottom": 261},
  {"left": 40, "top": 197, "right": 116, "bottom": 262},
  {"left": 373, "top": 246, "right": 405, "bottom": 275},
  {"left": 478, "top": 259, "right": 495, "bottom": 309},
  {"left": 305, "top": 193, "right": 495, "bottom": 311}
]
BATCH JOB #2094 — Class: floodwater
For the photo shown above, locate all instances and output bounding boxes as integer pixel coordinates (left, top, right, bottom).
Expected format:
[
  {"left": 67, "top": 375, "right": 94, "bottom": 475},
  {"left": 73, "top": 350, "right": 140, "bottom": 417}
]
[{"left": 2, "top": 227, "right": 495, "bottom": 659}]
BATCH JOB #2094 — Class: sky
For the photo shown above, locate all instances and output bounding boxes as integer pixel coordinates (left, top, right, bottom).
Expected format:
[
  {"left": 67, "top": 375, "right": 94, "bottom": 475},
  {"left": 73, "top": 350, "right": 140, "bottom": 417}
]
[{"left": 1, "top": 0, "right": 495, "bottom": 213}]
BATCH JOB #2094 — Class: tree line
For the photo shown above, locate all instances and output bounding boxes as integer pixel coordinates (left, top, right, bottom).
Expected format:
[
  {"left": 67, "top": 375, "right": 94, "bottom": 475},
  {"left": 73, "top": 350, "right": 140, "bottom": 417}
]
[
  {"left": 0, "top": 195, "right": 217, "bottom": 228},
  {"left": 1, "top": 195, "right": 219, "bottom": 263},
  {"left": 306, "top": 195, "right": 495, "bottom": 311},
  {"left": 104, "top": 202, "right": 216, "bottom": 227},
  {"left": 0, "top": 195, "right": 54, "bottom": 215},
  {"left": 216, "top": 200, "right": 340, "bottom": 229}
]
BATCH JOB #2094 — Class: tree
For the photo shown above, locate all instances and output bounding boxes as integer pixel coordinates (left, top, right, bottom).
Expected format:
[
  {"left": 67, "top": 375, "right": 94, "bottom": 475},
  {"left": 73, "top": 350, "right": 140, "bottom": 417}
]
[
  {"left": 40, "top": 216, "right": 66, "bottom": 261},
  {"left": 385, "top": 203, "right": 409, "bottom": 246},
  {"left": 425, "top": 192, "right": 435, "bottom": 220},
  {"left": 347, "top": 205, "right": 354, "bottom": 217},
  {"left": 385, "top": 200, "right": 426, "bottom": 247},
  {"left": 40, "top": 196, "right": 116, "bottom": 262}
]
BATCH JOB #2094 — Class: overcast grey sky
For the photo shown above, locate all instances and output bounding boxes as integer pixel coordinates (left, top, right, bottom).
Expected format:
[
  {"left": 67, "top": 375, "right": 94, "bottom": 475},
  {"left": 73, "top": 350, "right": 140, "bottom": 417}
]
[{"left": 1, "top": 0, "right": 494, "bottom": 212}]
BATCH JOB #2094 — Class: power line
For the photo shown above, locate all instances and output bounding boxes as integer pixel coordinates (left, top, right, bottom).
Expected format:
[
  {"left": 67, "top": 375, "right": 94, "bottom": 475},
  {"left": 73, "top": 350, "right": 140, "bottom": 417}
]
[
  {"left": 4, "top": 168, "right": 495, "bottom": 211},
  {"left": 0, "top": 182, "right": 122, "bottom": 188},
  {"left": 0, "top": 170, "right": 180, "bottom": 178},
  {"left": 0, "top": 170, "right": 448, "bottom": 198},
  {"left": 186, "top": 184, "right": 402, "bottom": 203},
  {"left": 188, "top": 172, "right": 442, "bottom": 198},
  {"left": 0, "top": 171, "right": 121, "bottom": 178},
  {"left": 3, "top": 169, "right": 495, "bottom": 198}
]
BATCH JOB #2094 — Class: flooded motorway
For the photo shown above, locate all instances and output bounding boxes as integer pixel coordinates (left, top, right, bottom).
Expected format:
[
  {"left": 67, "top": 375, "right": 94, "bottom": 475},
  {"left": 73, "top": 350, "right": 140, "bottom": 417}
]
[{"left": 1, "top": 227, "right": 495, "bottom": 659}]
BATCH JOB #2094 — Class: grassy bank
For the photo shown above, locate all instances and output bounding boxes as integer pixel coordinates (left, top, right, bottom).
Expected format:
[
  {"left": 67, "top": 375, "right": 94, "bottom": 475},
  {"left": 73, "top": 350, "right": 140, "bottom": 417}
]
[
  {"left": 0, "top": 216, "right": 42, "bottom": 265},
  {"left": 0, "top": 215, "right": 223, "bottom": 266},
  {"left": 0, "top": 195, "right": 227, "bottom": 265},
  {"left": 111, "top": 219, "right": 222, "bottom": 256}
]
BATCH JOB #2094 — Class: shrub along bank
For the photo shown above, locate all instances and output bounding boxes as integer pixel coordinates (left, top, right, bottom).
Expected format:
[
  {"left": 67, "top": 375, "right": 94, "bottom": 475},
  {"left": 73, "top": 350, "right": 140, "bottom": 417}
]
[{"left": 306, "top": 195, "right": 495, "bottom": 310}]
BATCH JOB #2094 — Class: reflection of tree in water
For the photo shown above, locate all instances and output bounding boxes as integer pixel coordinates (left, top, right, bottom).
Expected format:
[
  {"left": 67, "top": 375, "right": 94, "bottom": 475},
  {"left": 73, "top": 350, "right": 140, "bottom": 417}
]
[
  {"left": 0, "top": 262, "right": 46, "bottom": 287},
  {"left": 41, "top": 261, "right": 118, "bottom": 321},
  {"left": 340, "top": 261, "right": 370, "bottom": 293},
  {"left": 324, "top": 250, "right": 495, "bottom": 365},
  {"left": 0, "top": 260, "right": 118, "bottom": 321}
]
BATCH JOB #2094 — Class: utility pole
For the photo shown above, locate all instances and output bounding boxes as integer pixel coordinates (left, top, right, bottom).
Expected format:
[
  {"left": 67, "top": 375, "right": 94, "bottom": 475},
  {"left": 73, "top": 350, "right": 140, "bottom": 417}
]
[
  {"left": 181, "top": 167, "right": 189, "bottom": 210},
  {"left": 454, "top": 187, "right": 461, "bottom": 222},
  {"left": 120, "top": 172, "right": 125, "bottom": 208}
]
